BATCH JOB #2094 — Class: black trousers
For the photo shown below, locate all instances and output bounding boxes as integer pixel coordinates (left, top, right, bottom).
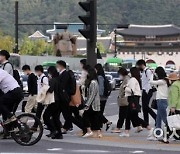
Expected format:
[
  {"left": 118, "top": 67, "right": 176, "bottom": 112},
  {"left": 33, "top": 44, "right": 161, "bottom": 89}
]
[
  {"left": 83, "top": 107, "right": 100, "bottom": 131},
  {"left": 0, "top": 88, "right": 23, "bottom": 119},
  {"left": 60, "top": 101, "right": 73, "bottom": 130},
  {"left": 34, "top": 103, "right": 45, "bottom": 128},
  {"left": 142, "top": 90, "right": 157, "bottom": 125},
  {"left": 70, "top": 106, "right": 86, "bottom": 132},
  {"left": 117, "top": 106, "right": 129, "bottom": 129},
  {"left": 43, "top": 102, "right": 62, "bottom": 134},
  {"left": 99, "top": 100, "right": 108, "bottom": 127}
]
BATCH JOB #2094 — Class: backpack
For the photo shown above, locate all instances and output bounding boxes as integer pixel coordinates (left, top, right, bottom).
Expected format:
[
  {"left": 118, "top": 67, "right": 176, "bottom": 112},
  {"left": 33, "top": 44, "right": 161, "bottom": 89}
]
[
  {"left": 104, "top": 77, "right": 112, "bottom": 97},
  {"left": 3, "top": 62, "right": 23, "bottom": 88},
  {"left": 68, "top": 70, "right": 76, "bottom": 96}
]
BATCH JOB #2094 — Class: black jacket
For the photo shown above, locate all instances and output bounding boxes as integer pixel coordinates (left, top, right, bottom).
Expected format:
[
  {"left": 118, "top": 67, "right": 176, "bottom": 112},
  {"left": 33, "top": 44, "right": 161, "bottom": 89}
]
[
  {"left": 58, "top": 70, "right": 76, "bottom": 102},
  {"left": 28, "top": 73, "right": 37, "bottom": 95},
  {"left": 47, "top": 77, "right": 60, "bottom": 101}
]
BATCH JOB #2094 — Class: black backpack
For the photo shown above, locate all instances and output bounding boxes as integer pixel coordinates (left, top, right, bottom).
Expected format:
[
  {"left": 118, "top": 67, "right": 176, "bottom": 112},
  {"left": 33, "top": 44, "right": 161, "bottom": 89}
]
[
  {"left": 3, "top": 62, "right": 22, "bottom": 88},
  {"left": 104, "top": 77, "right": 112, "bottom": 97}
]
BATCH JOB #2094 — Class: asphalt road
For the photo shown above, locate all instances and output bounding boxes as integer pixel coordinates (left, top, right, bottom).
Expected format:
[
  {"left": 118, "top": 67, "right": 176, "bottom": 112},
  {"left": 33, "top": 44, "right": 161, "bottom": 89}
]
[
  {"left": 0, "top": 139, "right": 179, "bottom": 154},
  {"left": 0, "top": 90, "right": 180, "bottom": 154}
]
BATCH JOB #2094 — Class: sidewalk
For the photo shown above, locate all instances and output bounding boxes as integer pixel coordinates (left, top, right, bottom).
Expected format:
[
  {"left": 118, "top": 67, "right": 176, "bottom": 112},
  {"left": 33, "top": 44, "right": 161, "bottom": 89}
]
[{"left": 43, "top": 115, "right": 180, "bottom": 152}]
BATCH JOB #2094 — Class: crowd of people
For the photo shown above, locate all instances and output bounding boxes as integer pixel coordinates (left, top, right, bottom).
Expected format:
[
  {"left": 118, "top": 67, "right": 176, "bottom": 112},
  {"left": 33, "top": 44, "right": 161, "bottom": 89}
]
[{"left": 0, "top": 49, "right": 180, "bottom": 144}]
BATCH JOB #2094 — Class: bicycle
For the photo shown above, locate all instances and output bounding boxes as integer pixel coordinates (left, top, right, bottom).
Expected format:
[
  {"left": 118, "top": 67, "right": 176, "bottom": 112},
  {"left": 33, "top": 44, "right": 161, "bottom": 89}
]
[{"left": 0, "top": 113, "right": 43, "bottom": 146}]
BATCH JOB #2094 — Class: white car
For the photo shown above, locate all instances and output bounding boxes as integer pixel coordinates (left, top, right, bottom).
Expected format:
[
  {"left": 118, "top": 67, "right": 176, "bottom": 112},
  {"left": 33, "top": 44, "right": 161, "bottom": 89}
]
[{"left": 105, "top": 75, "right": 116, "bottom": 90}]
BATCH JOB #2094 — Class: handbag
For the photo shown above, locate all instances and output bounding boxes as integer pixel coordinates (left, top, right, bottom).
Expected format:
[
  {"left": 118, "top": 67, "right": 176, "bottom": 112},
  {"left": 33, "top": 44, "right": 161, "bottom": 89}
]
[
  {"left": 117, "top": 96, "right": 128, "bottom": 106},
  {"left": 69, "top": 85, "right": 82, "bottom": 107},
  {"left": 167, "top": 114, "right": 180, "bottom": 131},
  {"left": 128, "top": 90, "right": 141, "bottom": 113}
]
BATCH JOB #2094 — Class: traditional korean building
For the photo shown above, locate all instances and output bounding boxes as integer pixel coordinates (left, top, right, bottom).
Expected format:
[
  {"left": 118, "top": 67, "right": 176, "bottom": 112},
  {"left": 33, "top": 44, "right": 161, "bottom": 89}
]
[
  {"left": 109, "top": 24, "right": 180, "bottom": 67},
  {"left": 28, "top": 31, "right": 49, "bottom": 41}
]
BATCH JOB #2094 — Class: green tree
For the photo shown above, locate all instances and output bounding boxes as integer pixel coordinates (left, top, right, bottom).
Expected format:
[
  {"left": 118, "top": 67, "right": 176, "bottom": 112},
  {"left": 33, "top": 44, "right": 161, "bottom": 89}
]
[
  {"left": 0, "top": 31, "right": 14, "bottom": 52},
  {"left": 20, "top": 37, "right": 54, "bottom": 56}
]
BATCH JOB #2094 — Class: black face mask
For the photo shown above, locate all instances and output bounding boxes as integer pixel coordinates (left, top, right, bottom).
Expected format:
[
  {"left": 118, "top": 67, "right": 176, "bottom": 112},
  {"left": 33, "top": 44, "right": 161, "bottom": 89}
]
[{"left": 139, "top": 68, "right": 144, "bottom": 72}]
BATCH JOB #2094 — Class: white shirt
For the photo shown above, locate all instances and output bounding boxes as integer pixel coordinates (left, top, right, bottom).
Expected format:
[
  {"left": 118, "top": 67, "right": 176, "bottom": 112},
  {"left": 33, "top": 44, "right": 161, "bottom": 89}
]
[
  {"left": 1, "top": 60, "right": 14, "bottom": 76},
  {"left": 141, "top": 68, "right": 153, "bottom": 93},
  {"left": 37, "top": 74, "right": 49, "bottom": 94},
  {"left": 0, "top": 69, "right": 19, "bottom": 93},
  {"left": 125, "top": 77, "right": 142, "bottom": 97},
  {"left": 79, "top": 70, "right": 88, "bottom": 86},
  {"left": 150, "top": 79, "right": 169, "bottom": 99},
  {"left": 59, "top": 69, "right": 66, "bottom": 75}
]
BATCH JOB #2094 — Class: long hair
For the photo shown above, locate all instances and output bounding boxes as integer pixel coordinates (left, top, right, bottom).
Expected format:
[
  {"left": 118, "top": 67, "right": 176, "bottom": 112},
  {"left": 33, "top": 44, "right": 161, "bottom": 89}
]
[
  {"left": 155, "top": 67, "right": 170, "bottom": 87},
  {"left": 85, "top": 67, "right": 97, "bottom": 88},
  {"left": 94, "top": 63, "right": 106, "bottom": 79},
  {"left": 48, "top": 66, "right": 59, "bottom": 78},
  {"left": 130, "top": 67, "right": 142, "bottom": 88}
]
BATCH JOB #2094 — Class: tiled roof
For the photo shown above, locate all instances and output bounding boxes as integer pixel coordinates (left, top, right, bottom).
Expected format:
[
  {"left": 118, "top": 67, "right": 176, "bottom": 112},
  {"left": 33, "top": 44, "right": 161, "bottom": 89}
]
[{"left": 116, "top": 24, "right": 180, "bottom": 36}]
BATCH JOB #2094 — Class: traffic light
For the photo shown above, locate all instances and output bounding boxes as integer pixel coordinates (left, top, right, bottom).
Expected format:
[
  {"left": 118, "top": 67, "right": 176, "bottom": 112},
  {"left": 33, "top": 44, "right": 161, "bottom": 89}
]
[{"left": 78, "top": 0, "right": 96, "bottom": 42}]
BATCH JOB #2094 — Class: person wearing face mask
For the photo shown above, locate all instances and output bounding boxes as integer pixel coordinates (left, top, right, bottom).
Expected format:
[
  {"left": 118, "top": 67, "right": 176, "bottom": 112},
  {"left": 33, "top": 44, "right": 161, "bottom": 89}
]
[
  {"left": 43, "top": 66, "right": 63, "bottom": 139},
  {"left": 56, "top": 60, "right": 73, "bottom": 133},
  {"left": 31, "top": 65, "right": 49, "bottom": 131},
  {"left": 136, "top": 59, "right": 156, "bottom": 125},
  {"left": 111, "top": 68, "right": 130, "bottom": 133},
  {"left": 22, "top": 65, "right": 38, "bottom": 113}
]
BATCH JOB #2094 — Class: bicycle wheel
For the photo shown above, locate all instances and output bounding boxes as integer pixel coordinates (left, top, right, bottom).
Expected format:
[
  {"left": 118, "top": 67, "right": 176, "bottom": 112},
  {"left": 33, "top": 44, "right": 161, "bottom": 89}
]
[{"left": 11, "top": 113, "right": 43, "bottom": 146}]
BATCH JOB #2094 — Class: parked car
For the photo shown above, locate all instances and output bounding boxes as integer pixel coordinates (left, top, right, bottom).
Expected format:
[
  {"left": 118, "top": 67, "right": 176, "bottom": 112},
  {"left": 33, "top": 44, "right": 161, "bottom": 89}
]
[
  {"left": 105, "top": 74, "right": 116, "bottom": 90},
  {"left": 106, "top": 72, "right": 121, "bottom": 88}
]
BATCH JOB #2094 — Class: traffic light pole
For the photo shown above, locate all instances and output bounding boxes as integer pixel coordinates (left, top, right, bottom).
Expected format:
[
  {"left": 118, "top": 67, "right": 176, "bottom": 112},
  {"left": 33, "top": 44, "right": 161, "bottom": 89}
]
[
  {"left": 15, "top": 1, "right": 19, "bottom": 53},
  {"left": 87, "top": 0, "right": 97, "bottom": 67}
]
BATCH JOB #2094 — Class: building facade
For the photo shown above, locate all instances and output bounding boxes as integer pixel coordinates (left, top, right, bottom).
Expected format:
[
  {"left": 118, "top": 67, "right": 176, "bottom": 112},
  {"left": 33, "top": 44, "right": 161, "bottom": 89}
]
[{"left": 109, "top": 24, "right": 180, "bottom": 67}]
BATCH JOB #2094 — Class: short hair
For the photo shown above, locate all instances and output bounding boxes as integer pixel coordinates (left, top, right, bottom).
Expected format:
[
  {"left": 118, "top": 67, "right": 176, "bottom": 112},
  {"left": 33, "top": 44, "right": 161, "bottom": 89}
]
[
  {"left": 35, "top": 65, "right": 44, "bottom": 73},
  {"left": 136, "top": 59, "right": 146, "bottom": 66},
  {"left": 80, "top": 59, "right": 87, "bottom": 66},
  {"left": 118, "top": 67, "right": 128, "bottom": 76},
  {"left": 56, "top": 60, "right": 66, "bottom": 68},
  {"left": 0, "top": 50, "right": 10, "bottom": 60},
  {"left": 22, "top": 65, "right": 30, "bottom": 71}
]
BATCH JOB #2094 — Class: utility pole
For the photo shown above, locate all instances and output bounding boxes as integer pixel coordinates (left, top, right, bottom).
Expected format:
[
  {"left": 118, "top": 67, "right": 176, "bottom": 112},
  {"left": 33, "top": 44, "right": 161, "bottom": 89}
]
[
  {"left": 78, "top": 0, "right": 97, "bottom": 67},
  {"left": 15, "top": 1, "right": 19, "bottom": 53}
]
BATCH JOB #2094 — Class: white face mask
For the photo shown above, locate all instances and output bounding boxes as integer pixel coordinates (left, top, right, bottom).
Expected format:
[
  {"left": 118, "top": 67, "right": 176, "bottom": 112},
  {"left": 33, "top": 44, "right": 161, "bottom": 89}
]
[
  {"left": 128, "top": 73, "right": 132, "bottom": 78},
  {"left": 119, "top": 75, "right": 124, "bottom": 80},
  {"left": 48, "top": 74, "right": 52, "bottom": 79}
]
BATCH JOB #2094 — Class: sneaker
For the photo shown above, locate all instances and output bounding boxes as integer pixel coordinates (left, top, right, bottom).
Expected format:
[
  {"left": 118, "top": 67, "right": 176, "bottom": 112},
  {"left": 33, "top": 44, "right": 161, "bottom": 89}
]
[
  {"left": 4, "top": 116, "right": 17, "bottom": 125},
  {"left": 147, "top": 136, "right": 158, "bottom": 141},
  {"left": 158, "top": 139, "right": 169, "bottom": 144},
  {"left": 148, "top": 128, "right": 154, "bottom": 137},
  {"left": 98, "top": 134, "right": 103, "bottom": 138},
  {"left": 82, "top": 131, "right": 93, "bottom": 138},
  {"left": 119, "top": 132, "right": 130, "bottom": 137},
  {"left": 106, "top": 122, "right": 112, "bottom": 131},
  {"left": 135, "top": 126, "right": 143, "bottom": 133}
]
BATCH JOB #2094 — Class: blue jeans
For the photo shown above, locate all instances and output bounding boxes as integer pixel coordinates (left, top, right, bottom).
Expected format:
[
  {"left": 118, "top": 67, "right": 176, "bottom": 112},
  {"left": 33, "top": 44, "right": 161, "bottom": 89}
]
[{"left": 156, "top": 99, "right": 168, "bottom": 128}]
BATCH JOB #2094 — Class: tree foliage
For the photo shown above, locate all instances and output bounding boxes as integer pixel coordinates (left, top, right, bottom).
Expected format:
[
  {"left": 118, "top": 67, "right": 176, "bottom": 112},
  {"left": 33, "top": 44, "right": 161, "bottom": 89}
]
[
  {"left": 0, "top": 0, "right": 180, "bottom": 37},
  {"left": 20, "top": 37, "right": 54, "bottom": 56}
]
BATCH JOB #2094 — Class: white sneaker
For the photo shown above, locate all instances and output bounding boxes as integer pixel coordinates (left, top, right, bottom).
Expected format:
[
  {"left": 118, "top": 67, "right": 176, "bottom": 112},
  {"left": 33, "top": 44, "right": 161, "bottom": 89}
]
[
  {"left": 82, "top": 132, "right": 93, "bottom": 138},
  {"left": 148, "top": 128, "right": 154, "bottom": 137},
  {"left": 147, "top": 136, "right": 158, "bottom": 141},
  {"left": 119, "top": 133, "right": 130, "bottom": 137}
]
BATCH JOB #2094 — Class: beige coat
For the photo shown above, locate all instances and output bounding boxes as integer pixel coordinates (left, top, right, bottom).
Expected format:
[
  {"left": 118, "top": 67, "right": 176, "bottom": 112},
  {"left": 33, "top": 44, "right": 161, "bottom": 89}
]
[
  {"left": 36, "top": 85, "right": 55, "bottom": 105},
  {"left": 117, "top": 76, "right": 130, "bottom": 106}
]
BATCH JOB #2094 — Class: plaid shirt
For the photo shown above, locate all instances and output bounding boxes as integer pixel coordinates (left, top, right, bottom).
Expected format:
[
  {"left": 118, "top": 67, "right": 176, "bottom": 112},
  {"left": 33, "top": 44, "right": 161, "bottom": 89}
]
[{"left": 85, "top": 80, "right": 100, "bottom": 111}]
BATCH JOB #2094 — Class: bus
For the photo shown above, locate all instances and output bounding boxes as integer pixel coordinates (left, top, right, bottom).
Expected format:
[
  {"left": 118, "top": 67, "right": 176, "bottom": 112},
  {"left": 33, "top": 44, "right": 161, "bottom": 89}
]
[{"left": 104, "top": 57, "right": 123, "bottom": 72}]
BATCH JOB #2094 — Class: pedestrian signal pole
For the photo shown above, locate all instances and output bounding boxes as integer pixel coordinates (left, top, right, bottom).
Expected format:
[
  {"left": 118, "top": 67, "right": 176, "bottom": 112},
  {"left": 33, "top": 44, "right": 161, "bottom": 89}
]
[{"left": 78, "top": 0, "right": 97, "bottom": 67}]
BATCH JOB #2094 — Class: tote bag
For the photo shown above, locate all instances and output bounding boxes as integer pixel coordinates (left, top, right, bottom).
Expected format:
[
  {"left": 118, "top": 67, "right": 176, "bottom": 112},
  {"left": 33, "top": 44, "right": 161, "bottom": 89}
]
[
  {"left": 128, "top": 90, "right": 141, "bottom": 113},
  {"left": 167, "top": 114, "right": 180, "bottom": 130},
  {"left": 69, "top": 85, "right": 82, "bottom": 107}
]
